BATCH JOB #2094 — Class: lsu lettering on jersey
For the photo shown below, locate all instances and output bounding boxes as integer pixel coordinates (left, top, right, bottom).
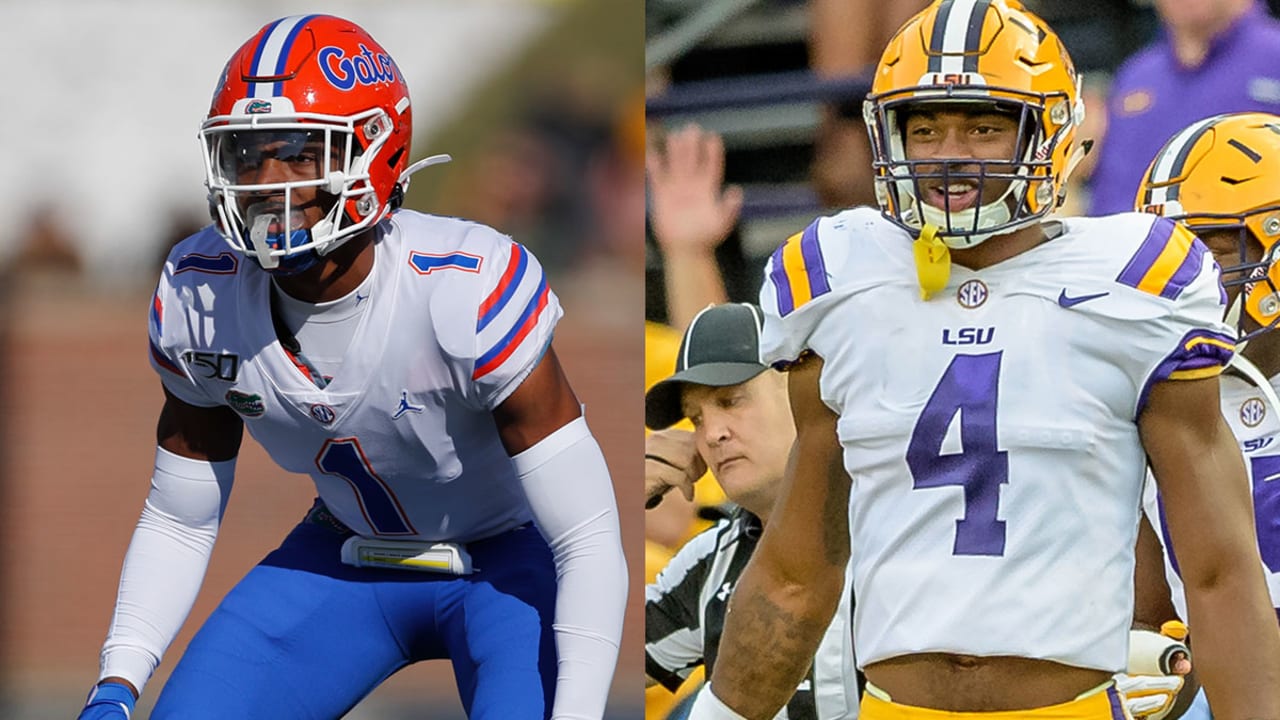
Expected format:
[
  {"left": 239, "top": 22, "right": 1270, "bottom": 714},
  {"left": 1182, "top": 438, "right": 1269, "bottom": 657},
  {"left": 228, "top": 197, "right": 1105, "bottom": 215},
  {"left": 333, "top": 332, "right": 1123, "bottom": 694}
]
[
  {"left": 148, "top": 210, "right": 562, "bottom": 543},
  {"left": 1144, "top": 370, "right": 1280, "bottom": 624},
  {"left": 760, "top": 207, "right": 1234, "bottom": 672}
]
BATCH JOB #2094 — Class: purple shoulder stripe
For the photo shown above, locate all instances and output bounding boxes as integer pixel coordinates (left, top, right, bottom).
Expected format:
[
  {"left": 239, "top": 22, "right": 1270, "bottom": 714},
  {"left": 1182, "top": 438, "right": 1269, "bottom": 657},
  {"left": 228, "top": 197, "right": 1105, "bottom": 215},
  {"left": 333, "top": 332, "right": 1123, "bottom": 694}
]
[
  {"left": 1158, "top": 235, "right": 1206, "bottom": 300},
  {"left": 1116, "top": 218, "right": 1176, "bottom": 290},
  {"left": 800, "top": 220, "right": 830, "bottom": 298},
  {"left": 769, "top": 243, "right": 795, "bottom": 317}
]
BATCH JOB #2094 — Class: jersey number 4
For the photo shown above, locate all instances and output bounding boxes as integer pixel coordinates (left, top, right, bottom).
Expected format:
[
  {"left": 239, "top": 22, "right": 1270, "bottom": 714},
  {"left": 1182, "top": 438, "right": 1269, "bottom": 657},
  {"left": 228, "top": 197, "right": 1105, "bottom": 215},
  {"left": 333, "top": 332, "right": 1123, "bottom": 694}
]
[{"left": 906, "top": 352, "right": 1009, "bottom": 556}]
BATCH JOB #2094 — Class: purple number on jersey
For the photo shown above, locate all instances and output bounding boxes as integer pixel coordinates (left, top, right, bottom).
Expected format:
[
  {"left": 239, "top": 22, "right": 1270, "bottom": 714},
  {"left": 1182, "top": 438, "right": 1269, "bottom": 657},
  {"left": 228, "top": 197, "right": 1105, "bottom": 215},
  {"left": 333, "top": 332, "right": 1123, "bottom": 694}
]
[
  {"left": 906, "top": 352, "right": 1009, "bottom": 556},
  {"left": 1160, "top": 454, "right": 1280, "bottom": 576},
  {"left": 317, "top": 438, "right": 415, "bottom": 536},
  {"left": 1249, "top": 456, "right": 1280, "bottom": 573}
]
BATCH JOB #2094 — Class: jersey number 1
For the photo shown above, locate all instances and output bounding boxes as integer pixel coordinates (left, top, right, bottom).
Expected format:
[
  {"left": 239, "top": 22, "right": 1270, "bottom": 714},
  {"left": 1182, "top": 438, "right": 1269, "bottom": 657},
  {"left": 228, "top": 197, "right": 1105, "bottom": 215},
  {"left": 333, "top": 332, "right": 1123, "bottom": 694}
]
[
  {"left": 317, "top": 438, "right": 414, "bottom": 536},
  {"left": 906, "top": 352, "right": 1009, "bottom": 556}
]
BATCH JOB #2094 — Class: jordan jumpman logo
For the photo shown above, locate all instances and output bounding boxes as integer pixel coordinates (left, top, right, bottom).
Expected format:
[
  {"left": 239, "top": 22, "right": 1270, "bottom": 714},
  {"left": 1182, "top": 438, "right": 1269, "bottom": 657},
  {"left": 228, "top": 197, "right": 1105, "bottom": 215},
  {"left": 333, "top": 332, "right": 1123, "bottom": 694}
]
[{"left": 392, "top": 390, "right": 425, "bottom": 419}]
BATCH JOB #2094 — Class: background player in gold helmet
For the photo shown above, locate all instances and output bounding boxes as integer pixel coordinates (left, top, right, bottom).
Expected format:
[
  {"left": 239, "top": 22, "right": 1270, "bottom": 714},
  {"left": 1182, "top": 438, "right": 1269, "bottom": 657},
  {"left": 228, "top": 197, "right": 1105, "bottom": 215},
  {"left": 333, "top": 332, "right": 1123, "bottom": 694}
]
[{"left": 1134, "top": 110, "right": 1280, "bottom": 720}]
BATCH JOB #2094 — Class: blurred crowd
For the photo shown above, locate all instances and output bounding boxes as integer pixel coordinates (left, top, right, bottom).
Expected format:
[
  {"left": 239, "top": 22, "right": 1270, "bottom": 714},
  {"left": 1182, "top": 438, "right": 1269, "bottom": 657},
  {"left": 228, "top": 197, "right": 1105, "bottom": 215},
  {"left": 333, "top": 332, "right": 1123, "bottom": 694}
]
[{"left": 4, "top": 2, "right": 643, "bottom": 298}]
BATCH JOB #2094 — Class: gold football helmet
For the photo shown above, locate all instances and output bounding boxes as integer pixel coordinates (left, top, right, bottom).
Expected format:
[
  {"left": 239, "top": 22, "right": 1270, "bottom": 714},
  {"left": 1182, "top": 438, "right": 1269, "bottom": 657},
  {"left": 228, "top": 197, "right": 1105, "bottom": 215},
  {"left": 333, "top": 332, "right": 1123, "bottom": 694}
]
[
  {"left": 1137, "top": 112, "right": 1280, "bottom": 337},
  {"left": 864, "top": 0, "right": 1087, "bottom": 248}
]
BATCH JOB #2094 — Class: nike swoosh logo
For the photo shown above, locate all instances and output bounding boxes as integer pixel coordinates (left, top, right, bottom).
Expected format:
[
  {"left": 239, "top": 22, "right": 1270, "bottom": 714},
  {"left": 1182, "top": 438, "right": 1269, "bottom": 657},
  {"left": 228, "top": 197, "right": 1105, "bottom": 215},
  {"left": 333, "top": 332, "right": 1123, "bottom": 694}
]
[{"left": 1057, "top": 290, "right": 1109, "bottom": 308}]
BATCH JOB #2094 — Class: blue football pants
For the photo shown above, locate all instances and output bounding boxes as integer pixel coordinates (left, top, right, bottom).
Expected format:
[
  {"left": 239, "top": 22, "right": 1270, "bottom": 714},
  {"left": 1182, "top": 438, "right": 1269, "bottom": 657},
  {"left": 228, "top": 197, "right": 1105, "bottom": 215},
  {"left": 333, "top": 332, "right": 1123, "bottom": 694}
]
[{"left": 151, "top": 517, "right": 557, "bottom": 719}]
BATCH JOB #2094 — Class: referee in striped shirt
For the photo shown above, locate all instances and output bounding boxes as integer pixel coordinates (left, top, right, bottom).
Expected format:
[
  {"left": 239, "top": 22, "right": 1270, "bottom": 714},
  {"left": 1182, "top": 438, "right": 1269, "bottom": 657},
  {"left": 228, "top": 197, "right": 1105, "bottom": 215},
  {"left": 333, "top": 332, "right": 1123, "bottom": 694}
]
[{"left": 644, "top": 303, "right": 860, "bottom": 720}]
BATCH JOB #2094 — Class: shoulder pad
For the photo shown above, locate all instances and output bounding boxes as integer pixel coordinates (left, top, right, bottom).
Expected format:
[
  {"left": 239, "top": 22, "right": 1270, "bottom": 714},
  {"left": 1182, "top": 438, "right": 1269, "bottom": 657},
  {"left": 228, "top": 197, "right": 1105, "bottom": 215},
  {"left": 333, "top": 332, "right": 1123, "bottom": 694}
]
[{"left": 1115, "top": 216, "right": 1215, "bottom": 302}]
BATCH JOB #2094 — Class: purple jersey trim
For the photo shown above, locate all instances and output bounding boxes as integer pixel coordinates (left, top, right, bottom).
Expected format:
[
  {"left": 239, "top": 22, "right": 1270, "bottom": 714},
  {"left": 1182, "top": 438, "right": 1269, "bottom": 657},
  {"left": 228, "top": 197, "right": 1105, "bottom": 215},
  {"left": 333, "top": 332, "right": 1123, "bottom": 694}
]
[
  {"left": 800, "top": 220, "right": 830, "bottom": 299},
  {"left": 1136, "top": 328, "right": 1236, "bottom": 418},
  {"left": 1159, "top": 237, "right": 1207, "bottom": 300},
  {"left": 769, "top": 244, "right": 796, "bottom": 317},
  {"left": 1116, "top": 218, "right": 1175, "bottom": 290}
]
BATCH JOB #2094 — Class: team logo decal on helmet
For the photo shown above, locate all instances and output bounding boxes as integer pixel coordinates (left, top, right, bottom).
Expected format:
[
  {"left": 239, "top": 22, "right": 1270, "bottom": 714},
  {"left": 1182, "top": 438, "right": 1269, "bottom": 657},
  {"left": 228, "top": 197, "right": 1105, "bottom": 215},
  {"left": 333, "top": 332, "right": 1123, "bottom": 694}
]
[
  {"left": 318, "top": 44, "right": 398, "bottom": 90},
  {"left": 864, "top": 0, "right": 1089, "bottom": 250},
  {"left": 1137, "top": 112, "right": 1280, "bottom": 339}
]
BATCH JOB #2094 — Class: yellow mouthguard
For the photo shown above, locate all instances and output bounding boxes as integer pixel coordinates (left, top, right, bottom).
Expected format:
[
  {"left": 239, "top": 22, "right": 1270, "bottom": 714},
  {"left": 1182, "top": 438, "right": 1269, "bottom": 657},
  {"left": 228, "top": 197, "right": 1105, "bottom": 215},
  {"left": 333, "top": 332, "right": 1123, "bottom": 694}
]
[{"left": 912, "top": 224, "right": 951, "bottom": 300}]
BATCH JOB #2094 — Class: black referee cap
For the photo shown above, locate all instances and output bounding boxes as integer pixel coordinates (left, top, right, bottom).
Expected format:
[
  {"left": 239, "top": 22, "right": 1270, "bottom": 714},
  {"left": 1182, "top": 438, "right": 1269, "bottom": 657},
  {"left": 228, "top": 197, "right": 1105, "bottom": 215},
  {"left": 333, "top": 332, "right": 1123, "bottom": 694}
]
[{"left": 644, "top": 303, "right": 768, "bottom": 430}]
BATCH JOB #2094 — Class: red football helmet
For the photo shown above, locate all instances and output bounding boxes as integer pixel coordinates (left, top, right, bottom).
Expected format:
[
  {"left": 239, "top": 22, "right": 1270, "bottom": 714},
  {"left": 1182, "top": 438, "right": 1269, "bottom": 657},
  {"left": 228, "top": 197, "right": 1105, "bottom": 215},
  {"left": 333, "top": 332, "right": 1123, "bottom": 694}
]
[{"left": 200, "top": 14, "right": 416, "bottom": 271}]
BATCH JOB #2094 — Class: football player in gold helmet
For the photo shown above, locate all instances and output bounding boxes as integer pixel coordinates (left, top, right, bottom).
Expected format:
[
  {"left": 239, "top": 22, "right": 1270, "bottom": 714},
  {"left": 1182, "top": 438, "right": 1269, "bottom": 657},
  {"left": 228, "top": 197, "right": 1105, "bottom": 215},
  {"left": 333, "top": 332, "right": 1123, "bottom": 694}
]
[
  {"left": 682, "top": 2, "right": 1280, "bottom": 720},
  {"left": 1138, "top": 112, "right": 1280, "bottom": 347},
  {"left": 864, "top": 0, "right": 1087, "bottom": 250},
  {"left": 1134, "top": 111, "right": 1280, "bottom": 720}
]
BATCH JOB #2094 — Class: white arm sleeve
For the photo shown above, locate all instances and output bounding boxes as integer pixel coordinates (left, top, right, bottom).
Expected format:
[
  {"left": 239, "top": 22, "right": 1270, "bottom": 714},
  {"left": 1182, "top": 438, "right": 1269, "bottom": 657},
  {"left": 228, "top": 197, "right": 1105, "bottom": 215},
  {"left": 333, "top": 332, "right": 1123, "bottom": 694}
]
[
  {"left": 511, "top": 413, "right": 628, "bottom": 720},
  {"left": 98, "top": 447, "right": 235, "bottom": 694}
]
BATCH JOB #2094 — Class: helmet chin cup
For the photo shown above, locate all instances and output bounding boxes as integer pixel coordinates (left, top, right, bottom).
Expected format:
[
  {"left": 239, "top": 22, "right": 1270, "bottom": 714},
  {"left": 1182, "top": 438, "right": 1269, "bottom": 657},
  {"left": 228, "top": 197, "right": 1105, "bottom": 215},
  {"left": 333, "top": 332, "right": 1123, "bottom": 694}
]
[{"left": 909, "top": 180, "right": 1022, "bottom": 249}]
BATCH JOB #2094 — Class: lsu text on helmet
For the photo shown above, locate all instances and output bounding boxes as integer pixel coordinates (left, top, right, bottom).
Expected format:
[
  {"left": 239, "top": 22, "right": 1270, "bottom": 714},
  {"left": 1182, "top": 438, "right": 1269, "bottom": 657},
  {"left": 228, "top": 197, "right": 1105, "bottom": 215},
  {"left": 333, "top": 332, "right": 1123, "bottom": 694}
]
[
  {"left": 864, "top": 0, "right": 1087, "bottom": 249},
  {"left": 1137, "top": 112, "right": 1280, "bottom": 339},
  {"left": 200, "top": 14, "right": 414, "bottom": 273}
]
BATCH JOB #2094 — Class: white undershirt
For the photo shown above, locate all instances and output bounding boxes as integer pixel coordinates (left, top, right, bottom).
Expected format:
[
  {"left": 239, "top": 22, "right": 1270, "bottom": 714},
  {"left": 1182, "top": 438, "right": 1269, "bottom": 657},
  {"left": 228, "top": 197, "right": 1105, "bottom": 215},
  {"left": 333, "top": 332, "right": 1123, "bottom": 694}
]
[{"left": 271, "top": 269, "right": 374, "bottom": 381}]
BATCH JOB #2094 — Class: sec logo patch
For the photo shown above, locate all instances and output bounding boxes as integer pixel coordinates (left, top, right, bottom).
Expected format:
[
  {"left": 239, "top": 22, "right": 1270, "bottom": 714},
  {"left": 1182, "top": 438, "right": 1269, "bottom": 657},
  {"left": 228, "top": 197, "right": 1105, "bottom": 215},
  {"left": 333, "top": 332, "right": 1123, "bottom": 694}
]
[
  {"left": 1241, "top": 397, "right": 1267, "bottom": 428},
  {"left": 310, "top": 403, "right": 337, "bottom": 425},
  {"left": 957, "top": 279, "right": 988, "bottom": 309}
]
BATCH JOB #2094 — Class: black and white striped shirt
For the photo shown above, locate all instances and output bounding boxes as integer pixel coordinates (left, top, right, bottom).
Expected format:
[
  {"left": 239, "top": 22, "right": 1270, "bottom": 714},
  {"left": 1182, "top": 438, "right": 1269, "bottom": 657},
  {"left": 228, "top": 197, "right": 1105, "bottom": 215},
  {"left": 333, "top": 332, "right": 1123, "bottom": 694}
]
[{"left": 645, "top": 510, "right": 860, "bottom": 719}]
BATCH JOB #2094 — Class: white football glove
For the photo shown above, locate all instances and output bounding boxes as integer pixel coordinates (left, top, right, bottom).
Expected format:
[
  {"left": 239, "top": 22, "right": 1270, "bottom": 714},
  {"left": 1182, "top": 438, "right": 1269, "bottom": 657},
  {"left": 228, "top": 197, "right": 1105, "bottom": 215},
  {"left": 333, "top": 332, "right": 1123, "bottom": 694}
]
[
  {"left": 1114, "top": 672, "right": 1184, "bottom": 720},
  {"left": 1114, "top": 625, "right": 1190, "bottom": 720}
]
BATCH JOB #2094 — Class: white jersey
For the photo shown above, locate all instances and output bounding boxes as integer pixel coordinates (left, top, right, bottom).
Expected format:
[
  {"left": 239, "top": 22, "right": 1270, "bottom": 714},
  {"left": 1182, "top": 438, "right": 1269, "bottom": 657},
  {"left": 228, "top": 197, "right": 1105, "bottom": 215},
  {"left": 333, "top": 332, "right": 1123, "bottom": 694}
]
[
  {"left": 759, "top": 208, "right": 1234, "bottom": 672},
  {"left": 148, "top": 210, "right": 562, "bottom": 543},
  {"left": 1142, "top": 368, "right": 1280, "bottom": 623}
]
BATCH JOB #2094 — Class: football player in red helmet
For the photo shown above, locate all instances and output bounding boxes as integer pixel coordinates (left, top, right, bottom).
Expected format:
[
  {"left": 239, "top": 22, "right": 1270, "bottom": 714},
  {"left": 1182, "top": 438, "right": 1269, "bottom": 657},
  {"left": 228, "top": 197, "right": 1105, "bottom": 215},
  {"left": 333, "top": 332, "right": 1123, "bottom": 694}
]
[
  {"left": 78, "top": 15, "right": 626, "bottom": 720},
  {"left": 198, "top": 15, "right": 435, "bottom": 279}
]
